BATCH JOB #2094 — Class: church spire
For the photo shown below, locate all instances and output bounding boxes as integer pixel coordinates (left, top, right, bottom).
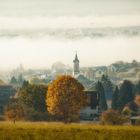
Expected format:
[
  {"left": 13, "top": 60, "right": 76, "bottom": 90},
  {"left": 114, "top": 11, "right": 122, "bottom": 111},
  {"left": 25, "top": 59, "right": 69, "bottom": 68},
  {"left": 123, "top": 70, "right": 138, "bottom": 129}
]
[
  {"left": 73, "top": 52, "right": 80, "bottom": 76},
  {"left": 73, "top": 51, "right": 79, "bottom": 63}
]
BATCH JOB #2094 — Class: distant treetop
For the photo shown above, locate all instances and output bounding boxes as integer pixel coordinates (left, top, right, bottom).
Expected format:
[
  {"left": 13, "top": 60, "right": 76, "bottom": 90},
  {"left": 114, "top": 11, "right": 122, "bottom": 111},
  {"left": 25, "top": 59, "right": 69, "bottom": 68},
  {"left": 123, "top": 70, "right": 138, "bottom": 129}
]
[{"left": 0, "top": 79, "right": 5, "bottom": 85}]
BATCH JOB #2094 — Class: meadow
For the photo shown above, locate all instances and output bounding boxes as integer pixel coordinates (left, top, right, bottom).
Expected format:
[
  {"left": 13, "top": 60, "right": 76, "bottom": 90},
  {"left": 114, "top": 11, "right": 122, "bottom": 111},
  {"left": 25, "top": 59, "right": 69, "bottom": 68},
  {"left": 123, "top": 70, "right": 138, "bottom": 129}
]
[{"left": 0, "top": 122, "right": 140, "bottom": 140}]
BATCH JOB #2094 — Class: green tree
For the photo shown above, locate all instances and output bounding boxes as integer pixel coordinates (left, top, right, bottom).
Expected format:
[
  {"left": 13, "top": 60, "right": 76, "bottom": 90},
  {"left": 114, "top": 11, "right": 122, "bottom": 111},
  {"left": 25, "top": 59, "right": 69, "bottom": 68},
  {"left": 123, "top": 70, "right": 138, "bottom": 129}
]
[
  {"left": 18, "top": 83, "right": 48, "bottom": 121},
  {"left": 135, "top": 80, "right": 140, "bottom": 93},
  {"left": 46, "top": 75, "right": 87, "bottom": 123},
  {"left": 17, "top": 74, "right": 24, "bottom": 86},
  {"left": 111, "top": 86, "right": 119, "bottom": 109},
  {"left": 96, "top": 81, "right": 108, "bottom": 111},
  {"left": 118, "top": 80, "right": 134, "bottom": 110},
  {"left": 18, "top": 84, "right": 48, "bottom": 113},
  {"left": 101, "top": 75, "right": 113, "bottom": 100},
  {"left": 10, "top": 76, "right": 18, "bottom": 85},
  {"left": 22, "top": 80, "right": 29, "bottom": 87}
]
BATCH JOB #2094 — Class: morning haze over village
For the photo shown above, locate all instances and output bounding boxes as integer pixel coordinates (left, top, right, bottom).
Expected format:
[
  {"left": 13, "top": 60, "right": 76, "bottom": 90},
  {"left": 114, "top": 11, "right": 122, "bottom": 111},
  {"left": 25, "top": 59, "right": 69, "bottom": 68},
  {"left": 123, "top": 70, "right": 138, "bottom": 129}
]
[
  {"left": 0, "top": 0, "right": 140, "bottom": 140},
  {"left": 1, "top": 53, "right": 140, "bottom": 119}
]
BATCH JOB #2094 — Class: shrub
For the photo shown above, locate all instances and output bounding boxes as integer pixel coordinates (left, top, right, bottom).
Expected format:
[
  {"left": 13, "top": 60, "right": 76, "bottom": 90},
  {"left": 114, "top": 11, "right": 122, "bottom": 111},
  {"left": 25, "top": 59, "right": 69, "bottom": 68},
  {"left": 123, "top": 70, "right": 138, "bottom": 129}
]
[
  {"left": 24, "top": 108, "right": 48, "bottom": 121},
  {"left": 4, "top": 103, "right": 24, "bottom": 123},
  {"left": 101, "top": 109, "right": 129, "bottom": 125},
  {"left": 67, "top": 115, "right": 80, "bottom": 123},
  {"left": 0, "top": 115, "right": 4, "bottom": 121},
  {"left": 122, "top": 107, "right": 131, "bottom": 116},
  {"left": 135, "top": 119, "right": 140, "bottom": 125}
]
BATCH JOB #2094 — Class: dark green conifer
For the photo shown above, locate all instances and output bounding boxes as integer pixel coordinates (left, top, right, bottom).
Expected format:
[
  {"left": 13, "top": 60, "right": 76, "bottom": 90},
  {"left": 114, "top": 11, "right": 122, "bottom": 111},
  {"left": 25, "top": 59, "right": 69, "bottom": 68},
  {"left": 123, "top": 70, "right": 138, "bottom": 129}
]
[
  {"left": 111, "top": 86, "right": 119, "bottom": 109},
  {"left": 96, "top": 81, "right": 108, "bottom": 111}
]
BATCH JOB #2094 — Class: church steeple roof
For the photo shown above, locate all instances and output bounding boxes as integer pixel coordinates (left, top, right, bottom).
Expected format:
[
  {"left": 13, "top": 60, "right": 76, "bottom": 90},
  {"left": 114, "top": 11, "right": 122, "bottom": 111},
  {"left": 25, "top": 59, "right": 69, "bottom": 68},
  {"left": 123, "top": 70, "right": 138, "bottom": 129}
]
[{"left": 73, "top": 52, "right": 79, "bottom": 62}]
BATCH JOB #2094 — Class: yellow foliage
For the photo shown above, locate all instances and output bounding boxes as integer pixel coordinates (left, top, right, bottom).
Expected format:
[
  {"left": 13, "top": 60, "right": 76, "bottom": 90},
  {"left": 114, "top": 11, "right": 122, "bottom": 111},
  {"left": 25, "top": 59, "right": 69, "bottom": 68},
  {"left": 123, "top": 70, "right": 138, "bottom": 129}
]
[
  {"left": 46, "top": 75, "right": 87, "bottom": 121},
  {"left": 135, "top": 95, "right": 140, "bottom": 107}
]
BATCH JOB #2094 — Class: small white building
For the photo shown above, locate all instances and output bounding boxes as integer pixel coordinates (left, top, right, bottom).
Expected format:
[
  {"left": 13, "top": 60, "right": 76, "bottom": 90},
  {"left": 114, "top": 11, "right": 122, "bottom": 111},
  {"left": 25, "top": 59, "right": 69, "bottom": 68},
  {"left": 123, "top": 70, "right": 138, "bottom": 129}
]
[
  {"left": 95, "top": 70, "right": 105, "bottom": 78},
  {"left": 108, "top": 64, "right": 119, "bottom": 73}
]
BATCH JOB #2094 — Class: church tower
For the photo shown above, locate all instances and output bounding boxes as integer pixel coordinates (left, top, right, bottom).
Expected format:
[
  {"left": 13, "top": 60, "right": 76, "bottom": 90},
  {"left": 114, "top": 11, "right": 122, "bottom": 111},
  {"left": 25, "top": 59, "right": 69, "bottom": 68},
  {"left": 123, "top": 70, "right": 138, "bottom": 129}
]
[{"left": 73, "top": 52, "right": 80, "bottom": 76}]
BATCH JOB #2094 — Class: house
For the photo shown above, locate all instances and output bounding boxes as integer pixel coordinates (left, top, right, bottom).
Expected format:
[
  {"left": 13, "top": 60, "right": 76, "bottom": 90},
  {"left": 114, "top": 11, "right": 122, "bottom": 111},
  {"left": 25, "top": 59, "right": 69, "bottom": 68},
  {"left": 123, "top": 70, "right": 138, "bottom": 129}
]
[
  {"left": 84, "top": 68, "right": 95, "bottom": 80},
  {"left": 80, "top": 91, "right": 99, "bottom": 120},
  {"left": 95, "top": 70, "right": 104, "bottom": 78},
  {"left": 94, "top": 66, "right": 107, "bottom": 78},
  {"left": 75, "top": 74, "right": 92, "bottom": 89},
  {"left": 108, "top": 64, "right": 119, "bottom": 73},
  {"left": 137, "top": 71, "right": 140, "bottom": 78},
  {"left": 0, "top": 85, "right": 16, "bottom": 114}
]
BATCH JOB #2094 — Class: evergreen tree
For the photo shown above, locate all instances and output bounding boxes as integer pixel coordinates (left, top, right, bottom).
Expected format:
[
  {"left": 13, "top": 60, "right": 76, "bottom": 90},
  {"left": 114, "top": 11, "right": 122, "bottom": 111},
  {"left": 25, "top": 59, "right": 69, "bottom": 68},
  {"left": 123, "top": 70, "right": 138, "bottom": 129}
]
[
  {"left": 111, "top": 86, "right": 119, "bottom": 109},
  {"left": 18, "top": 84, "right": 48, "bottom": 113},
  {"left": 118, "top": 80, "right": 134, "bottom": 110},
  {"left": 101, "top": 75, "right": 107, "bottom": 81},
  {"left": 135, "top": 80, "right": 140, "bottom": 94},
  {"left": 22, "top": 80, "right": 29, "bottom": 88},
  {"left": 10, "top": 76, "right": 18, "bottom": 85},
  {"left": 96, "top": 81, "right": 108, "bottom": 111},
  {"left": 18, "top": 74, "right": 24, "bottom": 86},
  {"left": 101, "top": 75, "right": 113, "bottom": 100}
]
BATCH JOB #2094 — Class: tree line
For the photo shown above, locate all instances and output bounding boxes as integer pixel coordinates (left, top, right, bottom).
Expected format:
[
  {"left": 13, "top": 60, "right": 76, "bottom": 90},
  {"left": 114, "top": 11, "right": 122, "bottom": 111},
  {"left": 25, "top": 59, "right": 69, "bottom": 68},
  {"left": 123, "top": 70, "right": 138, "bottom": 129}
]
[{"left": 4, "top": 75, "right": 140, "bottom": 123}]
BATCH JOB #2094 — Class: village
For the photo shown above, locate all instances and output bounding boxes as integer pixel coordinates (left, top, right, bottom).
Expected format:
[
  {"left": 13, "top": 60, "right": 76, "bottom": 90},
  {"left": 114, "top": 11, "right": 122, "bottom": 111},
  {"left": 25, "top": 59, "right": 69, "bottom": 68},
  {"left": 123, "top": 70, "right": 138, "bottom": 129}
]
[{"left": 0, "top": 53, "right": 140, "bottom": 125}]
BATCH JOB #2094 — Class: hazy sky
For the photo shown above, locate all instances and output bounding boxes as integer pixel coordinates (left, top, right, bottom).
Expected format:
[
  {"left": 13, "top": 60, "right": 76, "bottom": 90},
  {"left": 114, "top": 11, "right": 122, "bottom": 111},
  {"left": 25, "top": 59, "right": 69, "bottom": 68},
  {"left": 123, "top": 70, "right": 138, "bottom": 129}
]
[{"left": 0, "top": 0, "right": 140, "bottom": 69}]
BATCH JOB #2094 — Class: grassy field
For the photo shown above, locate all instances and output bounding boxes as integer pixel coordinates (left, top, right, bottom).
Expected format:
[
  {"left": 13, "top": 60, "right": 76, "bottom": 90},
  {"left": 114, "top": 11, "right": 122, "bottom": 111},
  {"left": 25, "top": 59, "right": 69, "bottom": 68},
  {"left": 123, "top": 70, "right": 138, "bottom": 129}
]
[{"left": 0, "top": 122, "right": 140, "bottom": 140}]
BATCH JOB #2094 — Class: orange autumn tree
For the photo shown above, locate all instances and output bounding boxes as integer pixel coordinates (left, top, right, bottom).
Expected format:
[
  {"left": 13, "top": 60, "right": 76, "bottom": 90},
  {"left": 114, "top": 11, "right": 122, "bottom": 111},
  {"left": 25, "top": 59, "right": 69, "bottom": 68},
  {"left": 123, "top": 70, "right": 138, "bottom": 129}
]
[{"left": 46, "top": 75, "right": 87, "bottom": 122}]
